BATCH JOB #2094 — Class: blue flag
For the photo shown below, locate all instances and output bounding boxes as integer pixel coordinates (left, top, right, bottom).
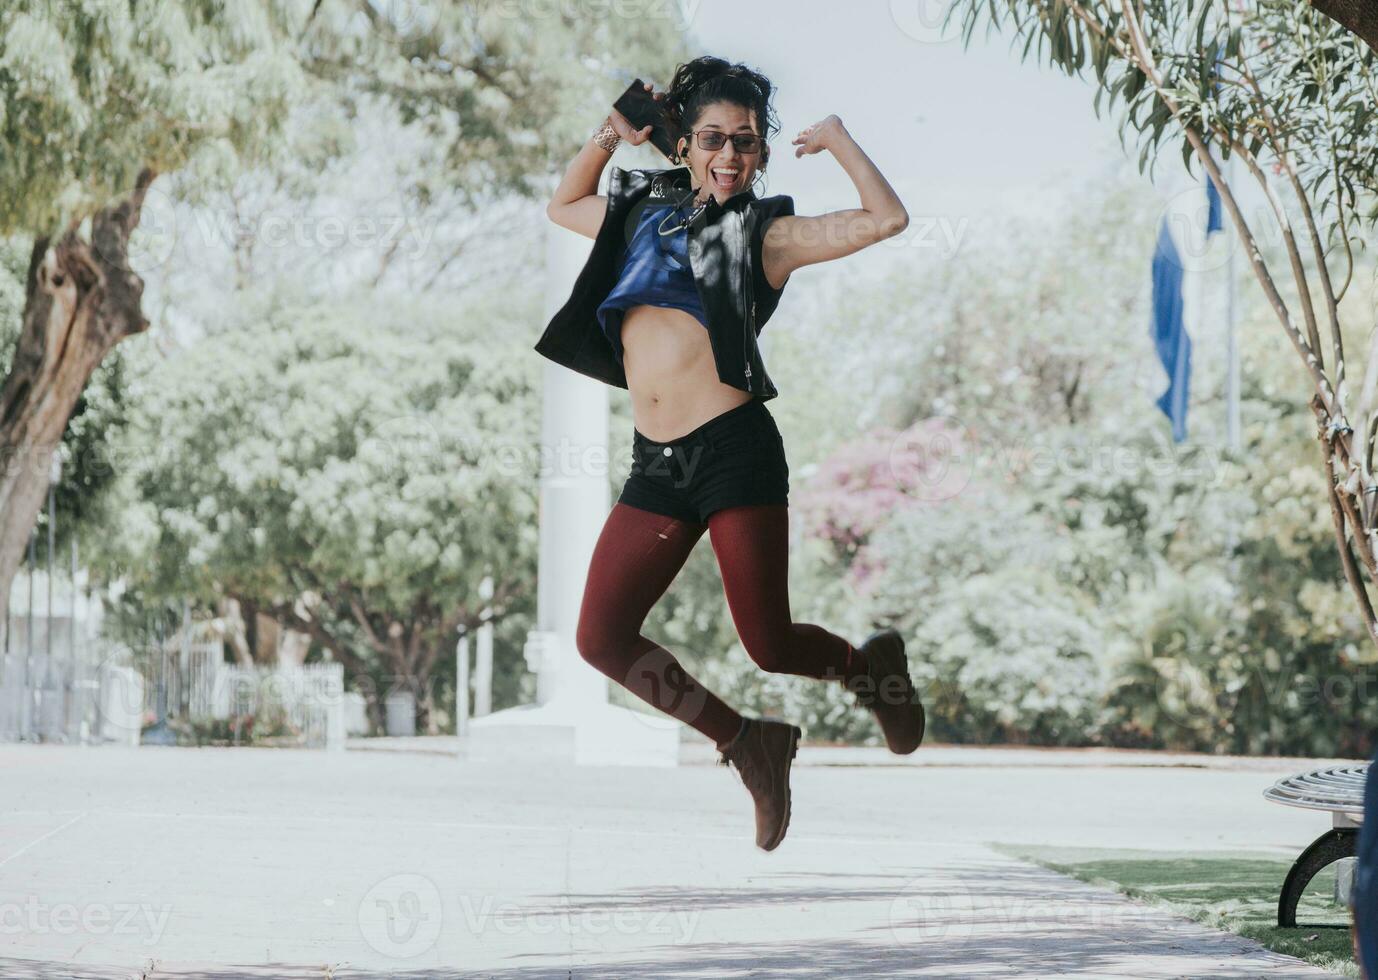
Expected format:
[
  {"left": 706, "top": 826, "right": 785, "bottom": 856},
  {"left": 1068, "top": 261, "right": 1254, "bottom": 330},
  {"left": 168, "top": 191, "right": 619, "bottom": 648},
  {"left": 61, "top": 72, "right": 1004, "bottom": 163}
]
[
  {"left": 1206, "top": 171, "right": 1223, "bottom": 233},
  {"left": 1152, "top": 217, "right": 1191, "bottom": 442}
]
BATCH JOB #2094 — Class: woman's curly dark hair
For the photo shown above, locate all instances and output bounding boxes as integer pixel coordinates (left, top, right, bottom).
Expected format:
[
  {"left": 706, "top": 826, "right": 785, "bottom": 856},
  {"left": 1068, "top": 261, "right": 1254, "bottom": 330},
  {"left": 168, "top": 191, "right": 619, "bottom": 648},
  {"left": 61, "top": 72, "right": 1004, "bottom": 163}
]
[{"left": 663, "top": 56, "right": 779, "bottom": 166}]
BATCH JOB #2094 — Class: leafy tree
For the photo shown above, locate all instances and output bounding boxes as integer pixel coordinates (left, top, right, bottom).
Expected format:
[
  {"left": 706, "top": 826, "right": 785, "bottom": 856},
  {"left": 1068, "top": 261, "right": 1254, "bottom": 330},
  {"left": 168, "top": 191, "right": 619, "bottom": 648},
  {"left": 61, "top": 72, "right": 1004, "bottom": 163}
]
[
  {"left": 1, "top": 0, "right": 689, "bottom": 653},
  {"left": 742, "top": 172, "right": 1378, "bottom": 752},
  {"left": 0, "top": 1, "right": 312, "bottom": 642},
  {"left": 947, "top": 0, "right": 1378, "bottom": 655},
  {"left": 91, "top": 289, "right": 539, "bottom": 729},
  {"left": 322, "top": 0, "right": 689, "bottom": 205},
  {"left": 1101, "top": 292, "right": 1378, "bottom": 756}
]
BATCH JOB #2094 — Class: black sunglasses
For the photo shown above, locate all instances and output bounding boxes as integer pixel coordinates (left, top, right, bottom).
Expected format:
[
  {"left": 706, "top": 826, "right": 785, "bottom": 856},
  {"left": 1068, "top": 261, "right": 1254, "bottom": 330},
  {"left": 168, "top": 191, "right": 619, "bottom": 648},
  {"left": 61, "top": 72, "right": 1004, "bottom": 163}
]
[{"left": 684, "top": 129, "right": 765, "bottom": 154}]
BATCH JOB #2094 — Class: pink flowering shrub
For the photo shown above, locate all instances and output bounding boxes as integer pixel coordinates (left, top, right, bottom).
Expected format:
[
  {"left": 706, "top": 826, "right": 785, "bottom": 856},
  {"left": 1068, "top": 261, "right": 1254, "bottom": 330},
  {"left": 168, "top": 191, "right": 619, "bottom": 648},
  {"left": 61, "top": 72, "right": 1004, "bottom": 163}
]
[{"left": 795, "top": 417, "right": 986, "bottom": 595}]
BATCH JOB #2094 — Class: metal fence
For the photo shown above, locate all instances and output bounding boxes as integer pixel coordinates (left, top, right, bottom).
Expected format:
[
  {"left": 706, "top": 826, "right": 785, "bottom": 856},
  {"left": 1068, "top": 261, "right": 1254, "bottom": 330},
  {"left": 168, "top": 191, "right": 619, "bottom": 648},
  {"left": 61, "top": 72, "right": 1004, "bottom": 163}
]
[
  {"left": 1, "top": 602, "right": 345, "bottom": 749},
  {"left": 0, "top": 605, "right": 110, "bottom": 745},
  {"left": 1, "top": 469, "right": 345, "bottom": 748},
  {"left": 135, "top": 618, "right": 346, "bottom": 749},
  {"left": 202, "top": 661, "right": 346, "bottom": 749}
]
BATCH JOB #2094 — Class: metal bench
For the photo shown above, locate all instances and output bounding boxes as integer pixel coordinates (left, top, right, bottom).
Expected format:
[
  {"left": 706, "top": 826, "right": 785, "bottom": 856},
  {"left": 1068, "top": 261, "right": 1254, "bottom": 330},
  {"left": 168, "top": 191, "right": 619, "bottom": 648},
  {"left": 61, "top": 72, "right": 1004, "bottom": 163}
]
[{"left": 1264, "top": 763, "right": 1368, "bottom": 927}]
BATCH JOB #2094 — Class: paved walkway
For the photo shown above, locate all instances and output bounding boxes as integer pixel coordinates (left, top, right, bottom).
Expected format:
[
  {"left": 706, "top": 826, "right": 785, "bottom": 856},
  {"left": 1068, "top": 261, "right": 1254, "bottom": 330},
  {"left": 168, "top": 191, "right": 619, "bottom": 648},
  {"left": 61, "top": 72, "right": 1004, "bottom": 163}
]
[{"left": 0, "top": 742, "right": 1356, "bottom": 978}]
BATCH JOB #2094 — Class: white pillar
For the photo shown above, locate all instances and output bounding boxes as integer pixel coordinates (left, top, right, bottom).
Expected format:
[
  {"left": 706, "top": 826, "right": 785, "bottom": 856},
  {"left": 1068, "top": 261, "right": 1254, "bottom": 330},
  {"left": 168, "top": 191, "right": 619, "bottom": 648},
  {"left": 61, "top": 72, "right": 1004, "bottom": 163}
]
[
  {"left": 466, "top": 216, "right": 679, "bottom": 766},
  {"left": 474, "top": 625, "right": 492, "bottom": 718},
  {"left": 474, "top": 575, "right": 493, "bottom": 718},
  {"left": 522, "top": 222, "right": 611, "bottom": 708},
  {"left": 455, "top": 632, "right": 470, "bottom": 738}
]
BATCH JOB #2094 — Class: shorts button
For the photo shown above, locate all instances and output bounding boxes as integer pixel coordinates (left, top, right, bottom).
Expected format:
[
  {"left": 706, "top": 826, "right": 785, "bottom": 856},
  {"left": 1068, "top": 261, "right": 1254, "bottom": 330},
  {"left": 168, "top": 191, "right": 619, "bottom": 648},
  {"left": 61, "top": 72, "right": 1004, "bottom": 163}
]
[{"left": 662, "top": 446, "right": 672, "bottom": 456}]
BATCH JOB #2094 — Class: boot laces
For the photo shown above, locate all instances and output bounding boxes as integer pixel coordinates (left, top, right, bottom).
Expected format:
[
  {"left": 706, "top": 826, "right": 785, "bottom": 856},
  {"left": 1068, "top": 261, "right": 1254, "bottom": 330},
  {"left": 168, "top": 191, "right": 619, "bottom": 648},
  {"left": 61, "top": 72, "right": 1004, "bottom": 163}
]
[
  {"left": 719, "top": 729, "right": 771, "bottom": 795},
  {"left": 853, "top": 655, "right": 915, "bottom": 709}
]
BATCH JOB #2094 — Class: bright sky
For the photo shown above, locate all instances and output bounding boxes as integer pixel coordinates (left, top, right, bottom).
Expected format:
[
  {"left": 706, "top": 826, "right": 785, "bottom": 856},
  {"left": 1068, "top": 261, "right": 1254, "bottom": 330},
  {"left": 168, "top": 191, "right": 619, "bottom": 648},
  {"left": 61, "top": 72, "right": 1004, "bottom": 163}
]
[
  {"left": 678, "top": 0, "right": 1149, "bottom": 244},
  {"left": 666, "top": 0, "right": 1250, "bottom": 421}
]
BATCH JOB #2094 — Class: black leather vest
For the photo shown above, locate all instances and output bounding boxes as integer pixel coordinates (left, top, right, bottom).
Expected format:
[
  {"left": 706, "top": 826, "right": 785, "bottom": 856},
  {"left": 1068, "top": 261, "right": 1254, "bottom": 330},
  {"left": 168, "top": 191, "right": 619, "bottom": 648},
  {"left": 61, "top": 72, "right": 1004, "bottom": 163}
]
[{"left": 534, "top": 166, "right": 795, "bottom": 401}]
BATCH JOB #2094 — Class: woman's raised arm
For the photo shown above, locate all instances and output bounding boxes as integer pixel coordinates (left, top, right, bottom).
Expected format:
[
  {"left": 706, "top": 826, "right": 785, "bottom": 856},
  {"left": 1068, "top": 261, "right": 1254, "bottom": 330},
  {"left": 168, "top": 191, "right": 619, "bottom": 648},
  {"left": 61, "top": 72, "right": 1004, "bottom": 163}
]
[
  {"left": 545, "top": 132, "right": 614, "bottom": 240},
  {"left": 760, "top": 115, "right": 909, "bottom": 289},
  {"left": 546, "top": 83, "right": 666, "bottom": 240}
]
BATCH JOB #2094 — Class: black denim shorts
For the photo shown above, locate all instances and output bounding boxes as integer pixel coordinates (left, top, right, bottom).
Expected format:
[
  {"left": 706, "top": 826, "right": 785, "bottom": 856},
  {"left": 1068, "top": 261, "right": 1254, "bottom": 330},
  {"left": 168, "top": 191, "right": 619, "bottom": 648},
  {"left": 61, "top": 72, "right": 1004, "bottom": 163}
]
[{"left": 617, "top": 398, "right": 789, "bottom": 524}]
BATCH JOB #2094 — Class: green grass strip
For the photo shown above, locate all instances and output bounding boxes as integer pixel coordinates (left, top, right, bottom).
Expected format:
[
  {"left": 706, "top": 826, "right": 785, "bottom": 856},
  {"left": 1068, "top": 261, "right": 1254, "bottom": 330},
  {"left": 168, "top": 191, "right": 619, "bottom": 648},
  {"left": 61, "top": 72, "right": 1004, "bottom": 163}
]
[{"left": 993, "top": 844, "right": 1359, "bottom": 978}]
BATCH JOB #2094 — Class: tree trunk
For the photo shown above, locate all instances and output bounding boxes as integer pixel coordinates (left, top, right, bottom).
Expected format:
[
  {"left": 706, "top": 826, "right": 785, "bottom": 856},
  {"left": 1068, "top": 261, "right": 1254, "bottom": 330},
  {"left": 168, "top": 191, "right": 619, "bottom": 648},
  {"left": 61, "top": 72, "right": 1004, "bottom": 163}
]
[
  {"left": 0, "top": 170, "right": 156, "bottom": 646},
  {"left": 1311, "top": 0, "right": 1378, "bottom": 52},
  {"left": 364, "top": 688, "right": 384, "bottom": 735},
  {"left": 418, "top": 683, "right": 436, "bottom": 735},
  {"left": 219, "top": 597, "right": 256, "bottom": 667},
  {"left": 278, "top": 629, "right": 311, "bottom": 668},
  {"left": 255, "top": 611, "right": 282, "bottom": 665}
]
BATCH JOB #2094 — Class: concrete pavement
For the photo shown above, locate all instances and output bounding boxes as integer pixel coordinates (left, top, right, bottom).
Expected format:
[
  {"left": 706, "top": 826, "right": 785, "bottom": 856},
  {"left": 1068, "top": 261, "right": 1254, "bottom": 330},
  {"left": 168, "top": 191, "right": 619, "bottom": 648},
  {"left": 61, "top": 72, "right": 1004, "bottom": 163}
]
[{"left": 0, "top": 742, "right": 1357, "bottom": 978}]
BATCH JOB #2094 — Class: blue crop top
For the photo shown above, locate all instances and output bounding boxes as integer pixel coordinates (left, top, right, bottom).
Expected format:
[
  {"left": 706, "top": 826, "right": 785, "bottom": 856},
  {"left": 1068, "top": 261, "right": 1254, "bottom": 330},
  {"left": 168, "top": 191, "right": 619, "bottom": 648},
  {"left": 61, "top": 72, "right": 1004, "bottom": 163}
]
[{"left": 595, "top": 204, "right": 708, "bottom": 362}]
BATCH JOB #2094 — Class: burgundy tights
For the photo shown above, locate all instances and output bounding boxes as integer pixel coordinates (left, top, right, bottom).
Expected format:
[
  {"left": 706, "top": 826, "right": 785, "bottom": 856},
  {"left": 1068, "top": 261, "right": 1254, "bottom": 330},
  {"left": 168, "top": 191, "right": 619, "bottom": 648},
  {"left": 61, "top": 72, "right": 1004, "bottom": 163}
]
[{"left": 575, "top": 501, "right": 867, "bottom": 748}]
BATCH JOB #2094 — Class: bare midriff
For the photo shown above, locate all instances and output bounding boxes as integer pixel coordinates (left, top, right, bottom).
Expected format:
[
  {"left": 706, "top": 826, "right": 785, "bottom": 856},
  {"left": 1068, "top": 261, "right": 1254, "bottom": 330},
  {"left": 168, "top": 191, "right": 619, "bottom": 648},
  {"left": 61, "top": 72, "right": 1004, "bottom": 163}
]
[{"left": 620, "top": 304, "right": 753, "bottom": 442}]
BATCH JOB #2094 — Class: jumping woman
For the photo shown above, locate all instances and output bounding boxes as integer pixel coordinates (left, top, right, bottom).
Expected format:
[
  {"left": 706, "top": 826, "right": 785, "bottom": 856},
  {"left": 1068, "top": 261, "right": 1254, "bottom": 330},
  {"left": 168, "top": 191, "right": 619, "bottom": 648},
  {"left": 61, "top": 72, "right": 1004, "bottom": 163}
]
[{"left": 536, "top": 56, "right": 923, "bottom": 851}]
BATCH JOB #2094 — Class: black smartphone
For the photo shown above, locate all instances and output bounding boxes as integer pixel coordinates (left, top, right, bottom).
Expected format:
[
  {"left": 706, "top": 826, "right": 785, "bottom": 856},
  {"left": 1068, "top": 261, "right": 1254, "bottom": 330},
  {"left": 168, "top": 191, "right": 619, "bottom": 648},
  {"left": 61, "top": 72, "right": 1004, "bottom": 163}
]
[{"left": 612, "top": 79, "right": 677, "bottom": 161}]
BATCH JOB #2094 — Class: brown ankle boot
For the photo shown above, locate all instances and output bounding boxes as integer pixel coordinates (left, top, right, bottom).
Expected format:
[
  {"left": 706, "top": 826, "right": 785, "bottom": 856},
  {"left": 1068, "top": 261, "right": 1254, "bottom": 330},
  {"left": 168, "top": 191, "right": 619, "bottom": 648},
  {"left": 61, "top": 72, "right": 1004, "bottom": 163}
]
[
  {"left": 849, "top": 628, "right": 926, "bottom": 755},
  {"left": 717, "top": 717, "right": 802, "bottom": 851}
]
